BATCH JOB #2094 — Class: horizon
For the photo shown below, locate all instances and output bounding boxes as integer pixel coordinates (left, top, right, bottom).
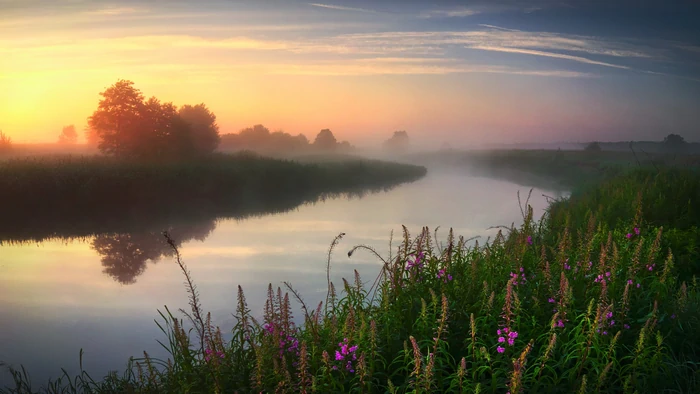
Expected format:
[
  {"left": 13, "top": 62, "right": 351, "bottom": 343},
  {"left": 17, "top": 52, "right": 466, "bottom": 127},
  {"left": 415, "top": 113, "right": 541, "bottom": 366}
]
[{"left": 2, "top": 0, "right": 699, "bottom": 146}]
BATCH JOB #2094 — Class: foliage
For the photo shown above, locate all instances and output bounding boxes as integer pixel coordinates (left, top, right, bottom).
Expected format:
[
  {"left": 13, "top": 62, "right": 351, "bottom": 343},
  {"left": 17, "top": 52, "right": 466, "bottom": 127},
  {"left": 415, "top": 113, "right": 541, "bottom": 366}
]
[
  {"left": 663, "top": 134, "right": 687, "bottom": 153},
  {"left": 87, "top": 80, "right": 220, "bottom": 159},
  {"left": 220, "top": 125, "right": 309, "bottom": 153},
  {"left": 313, "top": 129, "right": 338, "bottom": 151},
  {"left": 2, "top": 169, "right": 699, "bottom": 393},
  {"left": 584, "top": 141, "right": 602, "bottom": 152},
  {"left": 384, "top": 131, "right": 410, "bottom": 152},
  {"left": 57, "top": 125, "right": 78, "bottom": 144},
  {"left": 0, "top": 131, "right": 11, "bottom": 154}
]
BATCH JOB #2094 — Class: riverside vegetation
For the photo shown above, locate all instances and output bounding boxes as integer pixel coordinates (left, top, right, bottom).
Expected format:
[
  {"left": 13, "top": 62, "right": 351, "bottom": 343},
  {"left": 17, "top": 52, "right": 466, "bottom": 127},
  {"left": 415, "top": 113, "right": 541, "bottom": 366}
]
[
  {"left": 2, "top": 163, "right": 699, "bottom": 393},
  {"left": 0, "top": 153, "right": 427, "bottom": 243}
]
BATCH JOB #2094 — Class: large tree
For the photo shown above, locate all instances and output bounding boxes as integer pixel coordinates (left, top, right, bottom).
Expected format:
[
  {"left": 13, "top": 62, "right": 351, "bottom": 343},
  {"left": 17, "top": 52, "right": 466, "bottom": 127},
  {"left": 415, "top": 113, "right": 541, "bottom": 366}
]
[
  {"left": 179, "top": 104, "right": 220, "bottom": 155},
  {"left": 313, "top": 129, "right": 337, "bottom": 151},
  {"left": 58, "top": 125, "right": 78, "bottom": 144},
  {"left": 87, "top": 80, "right": 219, "bottom": 159},
  {"left": 88, "top": 80, "right": 146, "bottom": 157}
]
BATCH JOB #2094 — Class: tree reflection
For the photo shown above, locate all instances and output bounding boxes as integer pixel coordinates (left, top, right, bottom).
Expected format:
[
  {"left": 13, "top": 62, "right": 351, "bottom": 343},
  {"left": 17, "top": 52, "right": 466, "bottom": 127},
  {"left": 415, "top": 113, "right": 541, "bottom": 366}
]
[{"left": 91, "top": 221, "right": 216, "bottom": 285}]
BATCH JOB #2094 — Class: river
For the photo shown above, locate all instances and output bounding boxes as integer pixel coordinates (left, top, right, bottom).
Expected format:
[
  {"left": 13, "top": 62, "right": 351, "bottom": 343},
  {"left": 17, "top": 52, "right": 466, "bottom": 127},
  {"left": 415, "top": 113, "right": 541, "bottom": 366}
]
[{"left": 0, "top": 170, "right": 566, "bottom": 388}]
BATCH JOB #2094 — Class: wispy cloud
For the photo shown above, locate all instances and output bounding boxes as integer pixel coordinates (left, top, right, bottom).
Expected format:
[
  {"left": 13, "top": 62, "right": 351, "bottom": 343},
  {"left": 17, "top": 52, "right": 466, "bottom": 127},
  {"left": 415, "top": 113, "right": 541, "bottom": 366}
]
[
  {"left": 419, "top": 7, "right": 481, "bottom": 18},
  {"left": 470, "top": 46, "right": 631, "bottom": 69},
  {"left": 81, "top": 6, "right": 145, "bottom": 16},
  {"left": 308, "top": 3, "right": 378, "bottom": 13},
  {"left": 478, "top": 24, "right": 521, "bottom": 32}
]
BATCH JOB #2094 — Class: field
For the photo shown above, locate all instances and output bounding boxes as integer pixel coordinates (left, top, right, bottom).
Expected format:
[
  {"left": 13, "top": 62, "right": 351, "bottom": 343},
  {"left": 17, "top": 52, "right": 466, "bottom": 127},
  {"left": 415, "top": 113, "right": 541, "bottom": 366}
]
[{"left": 2, "top": 152, "right": 700, "bottom": 393}]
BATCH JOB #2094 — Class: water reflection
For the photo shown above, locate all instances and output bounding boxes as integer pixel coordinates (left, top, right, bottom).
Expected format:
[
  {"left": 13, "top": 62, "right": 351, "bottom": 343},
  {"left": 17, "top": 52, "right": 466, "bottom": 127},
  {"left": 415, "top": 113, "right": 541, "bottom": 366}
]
[
  {"left": 92, "top": 221, "right": 216, "bottom": 284},
  {"left": 1, "top": 181, "right": 421, "bottom": 284}
]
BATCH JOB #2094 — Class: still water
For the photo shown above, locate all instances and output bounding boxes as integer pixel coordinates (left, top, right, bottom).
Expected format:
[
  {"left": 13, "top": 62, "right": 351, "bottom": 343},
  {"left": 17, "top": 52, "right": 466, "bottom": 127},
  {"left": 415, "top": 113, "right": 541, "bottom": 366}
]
[{"left": 0, "top": 171, "right": 565, "bottom": 387}]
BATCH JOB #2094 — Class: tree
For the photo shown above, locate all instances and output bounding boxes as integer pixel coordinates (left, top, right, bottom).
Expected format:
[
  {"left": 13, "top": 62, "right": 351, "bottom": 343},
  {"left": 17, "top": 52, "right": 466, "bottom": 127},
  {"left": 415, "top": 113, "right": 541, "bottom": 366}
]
[
  {"left": 85, "top": 126, "right": 100, "bottom": 146},
  {"left": 313, "top": 129, "right": 337, "bottom": 151},
  {"left": 383, "top": 130, "right": 410, "bottom": 152},
  {"left": 238, "top": 124, "right": 272, "bottom": 149},
  {"left": 179, "top": 104, "right": 220, "bottom": 155},
  {"left": 58, "top": 125, "right": 78, "bottom": 144},
  {"left": 0, "top": 130, "right": 12, "bottom": 154},
  {"left": 584, "top": 141, "right": 602, "bottom": 152},
  {"left": 88, "top": 80, "right": 146, "bottom": 157},
  {"left": 86, "top": 80, "right": 220, "bottom": 159},
  {"left": 663, "top": 133, "right": 687, "bottom": 153}
]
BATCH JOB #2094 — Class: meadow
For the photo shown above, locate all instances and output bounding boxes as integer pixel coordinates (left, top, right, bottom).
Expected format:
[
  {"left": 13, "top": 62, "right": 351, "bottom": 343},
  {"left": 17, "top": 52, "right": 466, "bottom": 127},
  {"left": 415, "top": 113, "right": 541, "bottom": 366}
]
[
  {"left": 0, "top": 152, "right": 427, "bottom": 244},
  {"left": 2, "top": 155, "right": 700, "bottom": 393}
]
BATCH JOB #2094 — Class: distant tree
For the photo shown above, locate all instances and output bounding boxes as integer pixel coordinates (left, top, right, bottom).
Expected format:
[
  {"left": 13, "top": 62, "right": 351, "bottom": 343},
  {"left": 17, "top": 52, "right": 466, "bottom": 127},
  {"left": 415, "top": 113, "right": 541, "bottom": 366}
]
[
  {"left": 220, "top": 125, "right": 310, "bottom": 153},
  {"left": 383, "top": 130, "right": 410, "bottom": 152},
  {"left": 584, "top": 141, "right": 602, "bottom": 152},
  {"left": 338, "top": 140, "right": 354, "bottom": 152},
  {"left": 178, "top": 104, "right": 220, "bottom": 155},
  {"left": 663, "top": 133, "right": 687, "bottom": 153},
  {"left": 0, "top": 130, "right": 12, "bottom": 154},
  {"left": 238, "top": 124, "right": 272, "bottom": 149},
  {"left": 58, "top": 125, "right": 78, "bottom": 144},
  {"left": 313, "top": 129, "right": 338, "bottom": 151}
]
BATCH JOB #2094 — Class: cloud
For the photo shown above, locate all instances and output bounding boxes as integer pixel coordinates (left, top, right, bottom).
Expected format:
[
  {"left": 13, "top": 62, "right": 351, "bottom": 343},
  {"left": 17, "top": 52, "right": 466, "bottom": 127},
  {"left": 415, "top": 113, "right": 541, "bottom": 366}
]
[
  {"left": 308, "top": 3, "right": 378, "bottom": 13},
  {"left": 82, "top": 7, "right": 145, "bottom": 16},
  {"left": 419, "top": 7, "right": 481, "bottom": 18},
  {"left": 469, "top": 46, "right": 631, "bottom": 69}
]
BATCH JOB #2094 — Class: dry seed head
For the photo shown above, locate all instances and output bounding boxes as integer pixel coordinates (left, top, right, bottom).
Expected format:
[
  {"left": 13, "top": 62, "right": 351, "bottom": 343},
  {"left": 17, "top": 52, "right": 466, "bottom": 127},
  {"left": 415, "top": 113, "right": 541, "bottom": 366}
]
[
  {"left": 410, "top": 336, "right": 422, "bottom": 377},
  {"left": 660, "top": 248, "right": 674, "bottom": 284},
  {"left": 487, "top": 291, "right": 495, "bottom": 310},
  {"left": 578, "top": 375, "right": 587, "bottom": 394},
  {"left": 599, "top": 361, "right": 613, "bottom": 387}
]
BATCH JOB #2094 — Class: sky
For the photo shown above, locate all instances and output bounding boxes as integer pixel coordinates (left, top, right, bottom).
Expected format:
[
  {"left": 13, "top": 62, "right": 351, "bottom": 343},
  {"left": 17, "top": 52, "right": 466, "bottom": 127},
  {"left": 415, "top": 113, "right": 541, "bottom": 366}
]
[{"left": 1, "top": 0, "right": 699, "bottom": 146}]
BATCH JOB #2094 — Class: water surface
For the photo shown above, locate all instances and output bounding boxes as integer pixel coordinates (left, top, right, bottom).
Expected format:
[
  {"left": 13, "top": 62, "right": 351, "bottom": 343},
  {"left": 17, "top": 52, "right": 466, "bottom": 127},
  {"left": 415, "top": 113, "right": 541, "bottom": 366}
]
[{"left": 0, "top": 171, "right": 565, "bottom": 387}]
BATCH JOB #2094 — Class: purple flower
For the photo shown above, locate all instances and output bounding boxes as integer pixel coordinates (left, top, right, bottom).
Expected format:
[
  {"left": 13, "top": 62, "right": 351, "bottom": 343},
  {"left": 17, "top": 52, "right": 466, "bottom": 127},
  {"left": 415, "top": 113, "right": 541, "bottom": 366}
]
[
  {"left": 564, "top": 263, "right": 571, "bottom": 270},
  {"left": 602, "top": 331, "right": 608, "bottom": 335},
  {"left": 627, "top": 279, "right": 633, "bottom": 285},
  {"left": 624, "top": 324, "right": 630, "bottom": 329},
  {"left": 605, "top": 271, "right": 611, "bottom": 277},
  {"left": 497, "top": 346, "right": 505, "bottom": 353},
  {"left": 507, "top": 338, "right": 515, "bottom": 346},
  {"left": 498, "top": 336, "right": 505, "bottom": 343},
  {"left": 637, "top": 283, "right": 641, "bottom": 288},
  {"left": 634, "top": 227, "right": 640, "bottom": 235},
  {"left": 527, "top": 236, "right": 533, "bottom": 245},
  {"left": 557, "top": 320, "right": 565, "bottom": 328},
  {"left": 626, "top": 233, "right": 633, "bottom": 239},
  {"left": 671, "top": 314, "right": 676, "bottom": 319},
  {"left": 497, "top": 329, "right": 502, "bottom": 336},
  {"left": 607, "top": 312, "right": 613, "bottom": 319},
  {"left": 520, "top": 267, "right": 524, "bottom": 273},
  {"left": 610, "top": 320, "right": 615, "bottom": 326},
  {"left": 548, "top": 298, "right": 555, "bottom": 303}
]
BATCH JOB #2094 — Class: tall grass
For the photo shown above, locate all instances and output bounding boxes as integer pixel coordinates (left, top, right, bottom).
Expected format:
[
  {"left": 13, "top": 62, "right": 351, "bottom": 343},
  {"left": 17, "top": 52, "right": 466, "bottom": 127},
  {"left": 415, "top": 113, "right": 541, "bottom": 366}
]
[
  {"left": 0, "top": 153, "right": 427, "bottom": 243},
  {"left": 2, "top": 169, "right": 699, "bottom": 393}
]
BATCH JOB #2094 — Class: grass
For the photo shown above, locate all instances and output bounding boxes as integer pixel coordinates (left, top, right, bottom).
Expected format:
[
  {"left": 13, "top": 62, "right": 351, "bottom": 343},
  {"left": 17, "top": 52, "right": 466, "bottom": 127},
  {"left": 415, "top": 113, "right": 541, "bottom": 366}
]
[
  {"left": 410, "top": 149, "right": 700, "bottom": 190},
  {"left": 0, "top": 152, "right": 427, "bottom": 244},
  {"left": 2, "top": 165, "right": 700, "bottom": 393}
]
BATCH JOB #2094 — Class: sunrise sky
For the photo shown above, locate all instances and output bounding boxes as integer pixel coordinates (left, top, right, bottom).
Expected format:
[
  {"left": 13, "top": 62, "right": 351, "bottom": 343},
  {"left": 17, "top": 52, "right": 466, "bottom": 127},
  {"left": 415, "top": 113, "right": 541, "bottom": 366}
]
[{"left": 1, "top": 0, "right": 699, "bottom": 146}]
